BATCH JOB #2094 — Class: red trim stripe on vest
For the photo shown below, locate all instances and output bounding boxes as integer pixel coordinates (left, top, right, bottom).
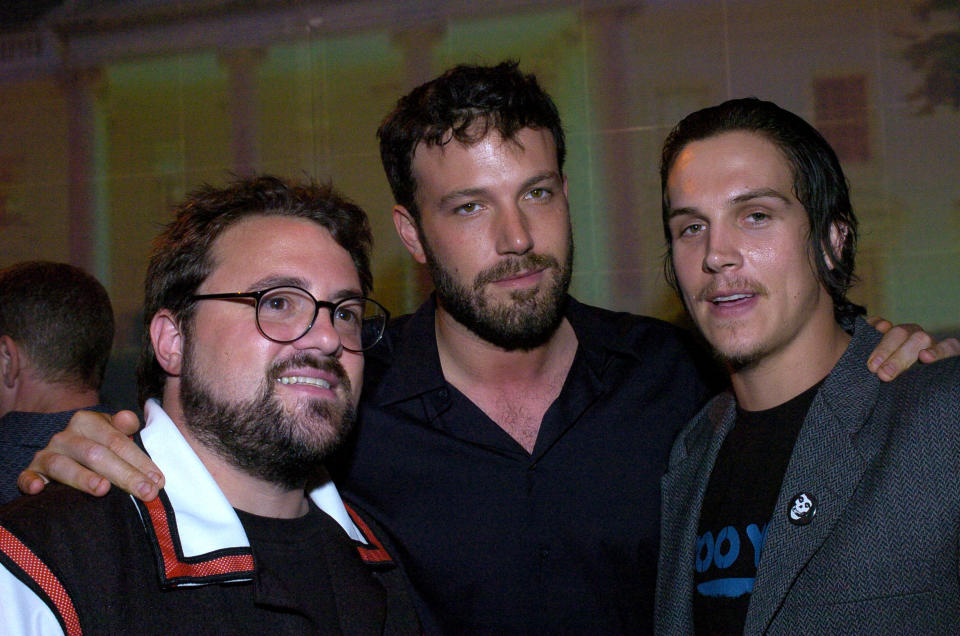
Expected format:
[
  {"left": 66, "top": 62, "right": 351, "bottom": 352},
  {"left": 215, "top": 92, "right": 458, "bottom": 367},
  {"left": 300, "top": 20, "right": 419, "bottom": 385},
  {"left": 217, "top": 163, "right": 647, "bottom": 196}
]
[
  {"left": 345, "top": 504, "right": 394, "bottom": 565},
  {"left": 0, "top": 525, "right": 82, "bottom": 635},
  {"left": 144, "top": 496, "right": 255, "bottom": 582}
]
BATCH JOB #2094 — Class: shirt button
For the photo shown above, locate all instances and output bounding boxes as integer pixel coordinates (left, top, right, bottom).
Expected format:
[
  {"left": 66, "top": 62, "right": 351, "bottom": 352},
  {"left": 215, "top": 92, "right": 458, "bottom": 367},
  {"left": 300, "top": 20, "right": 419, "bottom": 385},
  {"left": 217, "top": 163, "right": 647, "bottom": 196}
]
[{"left": 437, "top": 388, "right": 449, "bottom": 400}]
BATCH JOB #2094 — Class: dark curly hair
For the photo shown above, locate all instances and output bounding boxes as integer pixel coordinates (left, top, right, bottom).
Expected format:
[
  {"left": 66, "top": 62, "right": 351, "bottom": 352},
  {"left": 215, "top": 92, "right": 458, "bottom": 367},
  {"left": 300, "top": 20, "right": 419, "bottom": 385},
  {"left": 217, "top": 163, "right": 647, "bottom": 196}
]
[{"left": 378, "top": 60, "right": 566, "bottom": 221}]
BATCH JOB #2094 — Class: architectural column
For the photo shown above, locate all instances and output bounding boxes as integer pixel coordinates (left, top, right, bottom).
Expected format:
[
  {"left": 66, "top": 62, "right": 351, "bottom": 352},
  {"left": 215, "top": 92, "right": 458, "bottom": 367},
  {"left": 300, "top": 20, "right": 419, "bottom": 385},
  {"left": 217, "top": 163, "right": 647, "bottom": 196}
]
[
  {"left": 221, "top": 48, "right": 265, "bottom": 177},
  {"left": 63, "top": 67, "right": 109, "bottom": 281}
]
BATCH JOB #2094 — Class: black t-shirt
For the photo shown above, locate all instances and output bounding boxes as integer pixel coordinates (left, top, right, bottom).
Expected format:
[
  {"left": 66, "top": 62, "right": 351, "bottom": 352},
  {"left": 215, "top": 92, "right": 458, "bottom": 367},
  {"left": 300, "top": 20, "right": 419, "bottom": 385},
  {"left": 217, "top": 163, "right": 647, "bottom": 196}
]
[
  {"left": 693, "top": 381, "right": 822, "bottom": 635},
  {"left": 236, "top": 500, "right": 387, "bottom": 634}
]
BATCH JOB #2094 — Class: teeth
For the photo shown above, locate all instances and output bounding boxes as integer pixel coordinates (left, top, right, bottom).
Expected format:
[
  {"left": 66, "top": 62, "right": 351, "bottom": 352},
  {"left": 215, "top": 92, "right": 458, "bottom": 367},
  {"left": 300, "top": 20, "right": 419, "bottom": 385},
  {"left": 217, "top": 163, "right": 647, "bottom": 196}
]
[
  {"left": 278, "top": 376, "right": 331, "bottom": 389},
  {"left": 713, "top": 293, "right": 753, "bottom": 303}
]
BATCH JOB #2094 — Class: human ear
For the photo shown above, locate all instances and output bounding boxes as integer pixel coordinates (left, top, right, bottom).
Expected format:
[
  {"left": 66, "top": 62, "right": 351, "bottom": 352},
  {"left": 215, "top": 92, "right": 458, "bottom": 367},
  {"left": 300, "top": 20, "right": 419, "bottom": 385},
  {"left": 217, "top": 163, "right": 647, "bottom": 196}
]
[
  {"left": 824, "top": 222, "right": 848, "bottom": 270},
  {"left": 150, "top": 310, "right": 184, "bottom": 376},
  {"left": 393, "top": 205, "right": 427, "bottom": 265},
  {"left": 0, "top": 335, "right": 20, "bottom": 388}
]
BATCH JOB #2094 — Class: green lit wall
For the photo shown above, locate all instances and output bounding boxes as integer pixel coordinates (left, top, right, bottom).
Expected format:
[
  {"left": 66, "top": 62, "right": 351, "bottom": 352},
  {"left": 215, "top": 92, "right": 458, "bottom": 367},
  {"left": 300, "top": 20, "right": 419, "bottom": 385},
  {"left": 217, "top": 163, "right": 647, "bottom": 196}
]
[{"left": 0, "top": 1, "right": 957, "bottom": 410}]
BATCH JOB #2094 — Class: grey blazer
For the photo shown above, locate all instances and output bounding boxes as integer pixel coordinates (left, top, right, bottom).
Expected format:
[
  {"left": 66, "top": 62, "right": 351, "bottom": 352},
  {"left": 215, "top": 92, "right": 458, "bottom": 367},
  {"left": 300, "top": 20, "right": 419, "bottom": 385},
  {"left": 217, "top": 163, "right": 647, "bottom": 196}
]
[{"left": 656, "top": 318, "right": 960, "bottom": 634}]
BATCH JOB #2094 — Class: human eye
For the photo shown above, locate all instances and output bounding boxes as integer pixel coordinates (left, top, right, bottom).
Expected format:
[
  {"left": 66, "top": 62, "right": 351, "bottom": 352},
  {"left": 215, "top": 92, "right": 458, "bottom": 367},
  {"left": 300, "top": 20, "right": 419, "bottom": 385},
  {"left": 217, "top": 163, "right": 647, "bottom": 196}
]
[
  {"left": 671, "top": 220, "right": 704, "bottom": 240},
  {"left": 334, "top": 300, "right": 364, "bottom": 325},
  {"left": 260, "top": 289, "right": 305, "bottom": 318},
  {"left": 524, "top": 187, "right": 552, "bottom": 202},
  {"left": 745, "top": 210, "right": 770, "bottom": 225},
  {"left": 452, "top": 201, "right": 481, "bottom": 215}
]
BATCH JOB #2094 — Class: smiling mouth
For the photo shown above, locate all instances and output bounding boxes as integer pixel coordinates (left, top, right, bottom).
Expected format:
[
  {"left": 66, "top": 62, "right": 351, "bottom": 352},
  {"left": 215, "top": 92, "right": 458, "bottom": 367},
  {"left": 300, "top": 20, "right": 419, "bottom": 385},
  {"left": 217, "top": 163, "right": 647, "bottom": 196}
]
[
  {"left": 278, "top": 376, "right": 331, "bottom": 389},
  {"left": 711, "top": 293, "right": 755, "bottom": 304}
]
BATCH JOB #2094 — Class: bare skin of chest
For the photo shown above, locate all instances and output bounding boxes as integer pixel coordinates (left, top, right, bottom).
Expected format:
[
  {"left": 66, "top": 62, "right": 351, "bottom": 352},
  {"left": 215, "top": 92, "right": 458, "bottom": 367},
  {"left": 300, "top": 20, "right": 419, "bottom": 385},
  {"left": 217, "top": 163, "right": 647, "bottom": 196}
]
[
  {"left": 458, "top": 371, "right": 567, "bottom": 454},
  {"left": 437, "top": 319, "right": 579, "bottom": 455}
]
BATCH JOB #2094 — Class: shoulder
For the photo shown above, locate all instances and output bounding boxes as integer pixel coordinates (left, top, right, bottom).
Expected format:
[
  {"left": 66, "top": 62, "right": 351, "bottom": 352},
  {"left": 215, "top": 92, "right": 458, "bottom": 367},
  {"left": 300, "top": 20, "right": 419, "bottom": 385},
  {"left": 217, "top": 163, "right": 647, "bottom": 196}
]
[
  {"left": 879, "top": 354, "right": 960, "bottom": 412},
  {"left": 567, "top": 300, "right": 726, "bottom": 393},
  {"left": 668, "top": 391, "right": 735, "bottom": 468},
  {"left": 362, "top": 310, "right": 421, "bottom": 391},
  {"left": 567, "top": 299, "right": 684, "bottom": 351},
  {"left": 0, "top": 487, "right": 136, "bottom": 634},
  {"left": 0, "top": 485, "right": 134, "bottom": 554}
]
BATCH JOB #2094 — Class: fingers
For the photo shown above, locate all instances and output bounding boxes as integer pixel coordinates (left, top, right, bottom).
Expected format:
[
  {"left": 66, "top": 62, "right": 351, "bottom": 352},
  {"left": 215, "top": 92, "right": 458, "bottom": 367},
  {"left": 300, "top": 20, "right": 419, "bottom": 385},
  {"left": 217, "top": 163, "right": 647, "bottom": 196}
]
[
  {"left": 17, "top": 409, "right": 164, "bottom": 501},
  {"left": 111, "top": 410, "right": 143, "bottom": 436},
  {"left": 867, "top": 323, "right": 934, "bottom": 382},
  {"left": 919, "top": 337, "right": 960, "bottom": 365},
  {"left": 866, "top": 316, "right": 892, "bottom": 333},
  {"left": 19, "top": 444, "right": 113, "bottom": 497},
  {"left": 17, "top": 468, "right": 52, "bottom": 497}
]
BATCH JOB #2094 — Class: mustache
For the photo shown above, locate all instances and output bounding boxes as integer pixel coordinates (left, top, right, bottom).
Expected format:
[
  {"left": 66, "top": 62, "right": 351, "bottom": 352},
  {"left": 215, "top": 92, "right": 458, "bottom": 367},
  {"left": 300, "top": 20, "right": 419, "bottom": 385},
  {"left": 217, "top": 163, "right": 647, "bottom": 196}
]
[
  {"left": 267, "top": 352, "right": 351, "bottom": 392},
  {"left": 695, "top": 276, "right": 769, "bottom": 302},
  {"left": 473, "top": 253, "right": 561, "bottom": 289}
]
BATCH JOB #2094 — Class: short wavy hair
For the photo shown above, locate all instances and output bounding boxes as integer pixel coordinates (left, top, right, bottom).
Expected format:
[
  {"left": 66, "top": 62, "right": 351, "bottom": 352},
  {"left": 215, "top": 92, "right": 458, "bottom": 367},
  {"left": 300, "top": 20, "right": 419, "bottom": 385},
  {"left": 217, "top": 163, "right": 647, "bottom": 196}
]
[
  {"left": 0, "top": 261, "right": 114, "bottom": 391},
  {"left": 137, "top": 175, "right": 373, "bottom": 405}
]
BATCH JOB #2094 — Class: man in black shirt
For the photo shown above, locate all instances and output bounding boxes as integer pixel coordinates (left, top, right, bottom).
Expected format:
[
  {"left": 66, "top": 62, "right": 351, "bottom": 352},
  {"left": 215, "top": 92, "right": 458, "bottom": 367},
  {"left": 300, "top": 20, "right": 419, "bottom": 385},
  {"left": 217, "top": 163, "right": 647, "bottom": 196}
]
[
  {"left": 17, "top": 67, "right": 952, "bottom": 634},
  {"left": 657, "top": 98, "right": 960, "bottom": 634},
  {"left": 0, "top": 176, "right": 417, "bottom": 633}
]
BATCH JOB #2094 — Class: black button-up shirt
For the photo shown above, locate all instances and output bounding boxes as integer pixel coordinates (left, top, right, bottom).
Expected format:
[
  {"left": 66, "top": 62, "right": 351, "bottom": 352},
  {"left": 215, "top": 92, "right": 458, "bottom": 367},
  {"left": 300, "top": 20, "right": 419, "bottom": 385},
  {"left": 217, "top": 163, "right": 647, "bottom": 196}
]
[{"left": 331, "top": 296, "right": 715, "bottom": 634}]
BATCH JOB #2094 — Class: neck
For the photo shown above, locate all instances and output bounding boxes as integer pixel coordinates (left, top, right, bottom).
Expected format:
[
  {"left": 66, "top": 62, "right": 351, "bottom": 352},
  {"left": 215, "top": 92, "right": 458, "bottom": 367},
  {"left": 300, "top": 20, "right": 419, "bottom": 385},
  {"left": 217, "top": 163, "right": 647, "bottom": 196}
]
[
  {"left": 434, "top": 304, "right": 578, "bottom": 388},
  {"left": 14, "top": 380, "right": 99, "bottom": 414},
  {"left": 162, "top": 386, "right": 309, "bottom": 519},
  {"left": 194, "top": 445, "right": 309, "bottom": 519},
  {"left": 730, "top": 310, "right": 851, "bottom": 412}
]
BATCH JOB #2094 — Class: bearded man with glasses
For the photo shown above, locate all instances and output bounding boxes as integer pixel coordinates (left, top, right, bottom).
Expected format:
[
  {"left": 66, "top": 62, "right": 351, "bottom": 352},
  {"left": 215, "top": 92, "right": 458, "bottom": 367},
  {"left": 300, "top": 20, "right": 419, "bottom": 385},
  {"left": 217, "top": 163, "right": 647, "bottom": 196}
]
[{"left": 0, "top": 176, "right": 417, "bottom": 634}]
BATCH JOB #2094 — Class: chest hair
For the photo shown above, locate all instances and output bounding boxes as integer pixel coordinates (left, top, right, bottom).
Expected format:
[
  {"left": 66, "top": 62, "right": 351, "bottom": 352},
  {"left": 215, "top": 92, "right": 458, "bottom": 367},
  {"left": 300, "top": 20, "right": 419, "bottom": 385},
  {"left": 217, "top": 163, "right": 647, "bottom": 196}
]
[{"left": 465, "top": 372, "right": 567, "bottom": 454}]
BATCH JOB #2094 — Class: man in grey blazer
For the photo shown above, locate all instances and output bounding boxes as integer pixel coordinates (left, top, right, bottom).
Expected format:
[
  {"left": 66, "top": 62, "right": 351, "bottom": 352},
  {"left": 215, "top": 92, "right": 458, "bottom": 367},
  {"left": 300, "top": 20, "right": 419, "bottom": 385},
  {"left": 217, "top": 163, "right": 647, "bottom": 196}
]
[{"left": 656, "top": 98, "right": 960, "bottom": 634}]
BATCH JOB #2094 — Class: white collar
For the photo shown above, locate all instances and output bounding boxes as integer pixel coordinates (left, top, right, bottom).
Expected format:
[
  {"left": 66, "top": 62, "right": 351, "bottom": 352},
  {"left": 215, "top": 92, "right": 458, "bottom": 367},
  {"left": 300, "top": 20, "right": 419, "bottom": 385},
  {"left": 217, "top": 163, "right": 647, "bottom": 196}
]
[{"left": 140, "top": 398, "right": 365, "bottom": 560}]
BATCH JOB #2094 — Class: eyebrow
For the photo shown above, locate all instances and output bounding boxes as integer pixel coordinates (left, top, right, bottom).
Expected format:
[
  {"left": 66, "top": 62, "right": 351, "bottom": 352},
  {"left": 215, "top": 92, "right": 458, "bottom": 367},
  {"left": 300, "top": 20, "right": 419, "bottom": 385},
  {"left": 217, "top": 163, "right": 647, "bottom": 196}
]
[
  {"left": 248, "top": 274, "right": 310, "bottom": 291},
  {"left": 247, "top": 275, "right": 363, "bottom": 300},
  {"left": 437, "top": 171, "right": 561, "bottom": 208},
  {"left": 667, "top": 187, "right": 792, "bottom": 220},
  {"left": 729, "top": 188, "right": 792, "bottom": 205}
]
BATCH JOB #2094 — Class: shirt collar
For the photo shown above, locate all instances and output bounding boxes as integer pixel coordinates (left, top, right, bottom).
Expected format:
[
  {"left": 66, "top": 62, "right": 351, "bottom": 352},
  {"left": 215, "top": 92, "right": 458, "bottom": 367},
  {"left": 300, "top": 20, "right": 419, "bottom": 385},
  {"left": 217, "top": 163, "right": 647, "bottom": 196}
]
[
  {"left": 136, "top": 400, "right": 368, "bottom": 587},
  {"left": 367, "top": 296, "right": 446, "bottom": 406},
  {"left": 368, "top": 295, "right": 642, "bottom": 407}
]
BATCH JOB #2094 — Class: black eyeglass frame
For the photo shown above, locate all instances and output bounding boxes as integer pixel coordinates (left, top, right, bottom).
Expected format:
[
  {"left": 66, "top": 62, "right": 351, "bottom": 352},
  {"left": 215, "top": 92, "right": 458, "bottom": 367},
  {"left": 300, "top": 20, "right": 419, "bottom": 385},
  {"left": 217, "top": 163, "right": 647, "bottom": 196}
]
[{"left": 189, "top": 285, "right": 389, "bottom": 352}]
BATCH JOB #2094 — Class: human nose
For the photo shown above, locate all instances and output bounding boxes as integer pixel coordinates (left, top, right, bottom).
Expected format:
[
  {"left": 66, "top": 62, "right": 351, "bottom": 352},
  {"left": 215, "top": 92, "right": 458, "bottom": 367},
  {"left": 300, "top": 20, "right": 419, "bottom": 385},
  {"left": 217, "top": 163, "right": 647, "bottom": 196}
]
[
  {"left": 494, "top": 204, "right": 533, "bottom": 255},
  {"left": 702, "top": 225, "right": 742, "bottom": 273},
  {"left": 292, "top": 306, "right": 342, "bottom": 355}
]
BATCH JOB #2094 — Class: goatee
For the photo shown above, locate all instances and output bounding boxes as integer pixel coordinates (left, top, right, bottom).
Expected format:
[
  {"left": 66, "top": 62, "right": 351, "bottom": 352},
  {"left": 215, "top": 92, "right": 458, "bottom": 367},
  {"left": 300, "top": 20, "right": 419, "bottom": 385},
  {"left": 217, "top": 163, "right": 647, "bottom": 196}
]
[
  {"left": 422, "top": 229, "right": 574, "bottom": 351},
  {"left": 180, "top": 350, "right": 355, "bottom": 490}
]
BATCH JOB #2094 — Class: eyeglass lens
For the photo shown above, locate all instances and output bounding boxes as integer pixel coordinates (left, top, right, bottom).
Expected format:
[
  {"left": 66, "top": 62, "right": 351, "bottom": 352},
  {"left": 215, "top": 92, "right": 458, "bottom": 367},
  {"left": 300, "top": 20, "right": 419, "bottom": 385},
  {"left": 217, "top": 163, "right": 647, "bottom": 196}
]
[{"left": 256, "top": 287, "right": 384, "bottom": 350}]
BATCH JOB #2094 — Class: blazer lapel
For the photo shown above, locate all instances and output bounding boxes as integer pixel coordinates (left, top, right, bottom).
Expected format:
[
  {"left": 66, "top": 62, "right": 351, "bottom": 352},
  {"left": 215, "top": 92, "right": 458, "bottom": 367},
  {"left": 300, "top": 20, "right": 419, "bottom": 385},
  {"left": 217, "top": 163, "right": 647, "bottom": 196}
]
[
  {"left": 745, "top": 324, "right": 885, "bottom": 634},
  {"left": 658, "top": 394, "right": 737, "bottom": 633}
]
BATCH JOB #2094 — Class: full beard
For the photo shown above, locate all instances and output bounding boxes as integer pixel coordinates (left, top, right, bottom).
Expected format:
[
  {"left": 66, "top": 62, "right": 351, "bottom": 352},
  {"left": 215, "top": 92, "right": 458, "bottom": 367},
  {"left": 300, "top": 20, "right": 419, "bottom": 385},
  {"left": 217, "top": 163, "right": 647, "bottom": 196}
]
[
  {"left": 179, "top": 350, "right": 355, "bottom": 490},
  {"left": 422, "top": 232, "right": 574, "bottom": 351}
]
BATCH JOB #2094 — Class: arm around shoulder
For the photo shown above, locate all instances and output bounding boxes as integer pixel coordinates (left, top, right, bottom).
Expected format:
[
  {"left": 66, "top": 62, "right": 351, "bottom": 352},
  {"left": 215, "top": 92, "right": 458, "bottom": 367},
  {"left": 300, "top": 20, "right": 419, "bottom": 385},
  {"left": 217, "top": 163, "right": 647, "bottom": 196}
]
[{"left": 17, "top": 409, "right": 163, "bottom": 502}]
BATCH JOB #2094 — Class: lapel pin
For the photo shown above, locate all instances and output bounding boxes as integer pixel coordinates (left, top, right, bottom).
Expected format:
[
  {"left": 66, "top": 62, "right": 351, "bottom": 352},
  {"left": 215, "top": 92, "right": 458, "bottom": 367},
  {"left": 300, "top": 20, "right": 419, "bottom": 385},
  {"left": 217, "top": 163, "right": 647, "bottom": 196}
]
[{"left": 788, "top": 492, "right": 817, "bottom": 526}]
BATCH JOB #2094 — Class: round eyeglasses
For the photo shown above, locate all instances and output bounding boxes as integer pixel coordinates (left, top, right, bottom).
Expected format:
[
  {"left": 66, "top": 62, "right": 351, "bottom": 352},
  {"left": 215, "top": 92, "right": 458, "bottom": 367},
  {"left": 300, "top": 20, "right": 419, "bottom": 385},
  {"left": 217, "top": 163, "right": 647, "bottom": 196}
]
[{"left": 189, "top": 286, "right": 389, "bottom": 352}]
